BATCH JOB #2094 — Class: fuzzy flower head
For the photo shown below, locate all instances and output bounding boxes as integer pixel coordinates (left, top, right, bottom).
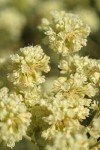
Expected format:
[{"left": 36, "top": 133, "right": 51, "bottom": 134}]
[
  {"left": 39, "top": 10, "right": 90, "bottom": 56},
  {"left": 59, "top": 55, "right": 100, "bottom": 85},
  {"left": 42, "top": 75, "right": 97, "bottom": 125},
  {"left": 7, "top": 45, "right": 50, "bottom": 88},
  {"left": 23, "top": 85, "right": 42, "bottom": 109},
  {"left": 0, "top": 87, "right": 31, "bottom": 148},
  {"left": 45, "top": 131, "right": 89, "bottom": 150},
  {"left": 40, "top": 74, "right": 98, "bottom": 139}
]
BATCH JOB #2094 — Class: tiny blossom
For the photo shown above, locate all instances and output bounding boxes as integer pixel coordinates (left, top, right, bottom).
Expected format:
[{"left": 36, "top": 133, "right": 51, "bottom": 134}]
[
  {"left": 7, "top": 45, "right": 50, "bottom": 88},
  {"left": 45, "top": 131, "right": 89, "bottom": 150},
  {"left": 39, "top": 10, "right": 90, "bottom": 56},
  {"left": 0, "top": 87, "right": 31, "bottom": 148}
]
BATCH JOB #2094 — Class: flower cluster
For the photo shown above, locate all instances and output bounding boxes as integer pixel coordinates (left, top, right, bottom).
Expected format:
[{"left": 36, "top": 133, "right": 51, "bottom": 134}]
[
  {"left": 45, "top": 131, "right": 89, "bottom": 150},
  {"left": 39, "top": 10, "right": 90, "bottom": 55},
  {"left": 40, "top": 74, "right": 98, "bottom": 139},
  {"left": 0, "top": 87, "right": 31, "bottom": 148},
  {"left": 59, "top": 54, "right": 100, "bottom": 85},
  {"left": 7, "top": 45, "right": 50, "bottom": 89},
  {"left": 0, "top": 45, "right": 50, "bottom": 148},
  {"left": 0, "top": 10, "right": 100, "bottom": 150},
  {"left": 39, "top": 10, "right": 100, "bottom": 149}
]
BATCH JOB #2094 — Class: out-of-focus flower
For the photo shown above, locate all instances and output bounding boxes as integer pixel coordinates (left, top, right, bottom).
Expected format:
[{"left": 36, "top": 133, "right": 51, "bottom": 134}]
[
  {"left": 0, "top": 8, "right": 26, "bottom": 42},
  {"left": 0, "top": 0, "right": 10, "bottom": 6},
  {"left": 36, "top": 0, "right": 64, "bottom": 18},
  {"left": 74, "top": 7, "right": 100, "bottom": 32},
  {"left": 10, "top": 0, "right": 37, "bottom": 12}
]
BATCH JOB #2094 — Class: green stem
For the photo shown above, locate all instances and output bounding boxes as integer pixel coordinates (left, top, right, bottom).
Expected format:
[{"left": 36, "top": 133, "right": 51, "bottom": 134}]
[{"left": 24, "top": 135, "right": 37, "bottom": 145}]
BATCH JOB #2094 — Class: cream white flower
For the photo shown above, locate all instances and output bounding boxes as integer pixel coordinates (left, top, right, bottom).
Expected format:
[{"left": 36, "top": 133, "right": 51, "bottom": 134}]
[
  {"left": 23, "top": 85, "right": 41, "bottom": 109},
  {"left": 7, "top": 45, "right": 50, "bottom": 88},
  {"left": 59, "top": 55, "right": 100, "bottom": 85},
  {"left": 53, "top": 75, "right": 98, "bottom": 99},
  {"left": 0, "top": 9, "right": 99, "bottom": 150},
  {"left": 40, "top": 73, "right": 99, "bottom": 140},
  {"left": 0, "top": 87, "right": 31, "bottom": 148},
  {"left": 45, "top": 131, "right": 89, "bottom": 150},
  {"left": 39, "top": 10, "right": 90, "bottom": 56}
]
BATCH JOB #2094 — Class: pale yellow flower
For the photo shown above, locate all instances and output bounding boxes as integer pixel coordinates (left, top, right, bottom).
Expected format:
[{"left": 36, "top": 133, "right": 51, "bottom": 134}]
[
  {"left": 39, "top": 10, "right": 90, "bottom": 56},
  {"left": 7, "top": 45, "right": 50, "bottom": 88},
  {"left": 45, "top": 131, "right": 89, "bottom": 150},
  {"left": 0, "top": 87, "right": 31, "bottom": 148},
  {"left": 59, "top": 55, "right": 100, "bottom": 85}
]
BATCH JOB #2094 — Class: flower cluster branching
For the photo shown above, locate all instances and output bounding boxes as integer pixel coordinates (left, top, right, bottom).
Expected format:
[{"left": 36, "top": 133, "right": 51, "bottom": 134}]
[{"left": 0, "top": 10, "right": 100, "bottom": 150}]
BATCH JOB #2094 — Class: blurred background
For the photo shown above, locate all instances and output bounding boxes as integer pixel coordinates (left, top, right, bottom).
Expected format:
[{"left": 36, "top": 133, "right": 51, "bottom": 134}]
[{"left": 0, "top": 0, "right": 99, "bottom": 149}]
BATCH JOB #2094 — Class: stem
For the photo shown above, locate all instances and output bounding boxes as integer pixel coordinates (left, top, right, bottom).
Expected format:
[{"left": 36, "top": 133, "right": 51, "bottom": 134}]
[
  {"left": 90, "top": 140, "right": 100, "bottom": 149},
  {"left": 24, "top": 135, "right": 37, "bottom": 145}
]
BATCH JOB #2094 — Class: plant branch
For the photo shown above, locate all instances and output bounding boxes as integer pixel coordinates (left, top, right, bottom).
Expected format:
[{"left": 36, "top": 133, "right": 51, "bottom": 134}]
[{"left": 24, "top": 135, "right": 37, "bottom": 145}]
